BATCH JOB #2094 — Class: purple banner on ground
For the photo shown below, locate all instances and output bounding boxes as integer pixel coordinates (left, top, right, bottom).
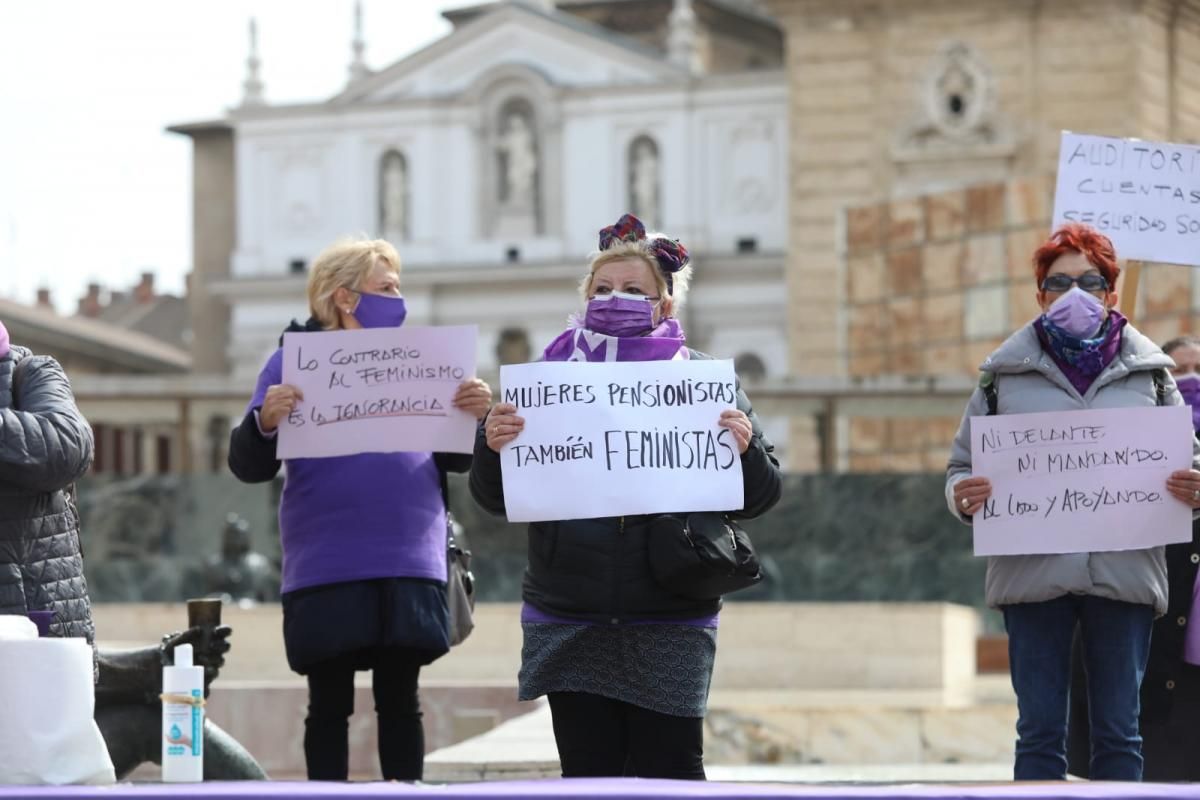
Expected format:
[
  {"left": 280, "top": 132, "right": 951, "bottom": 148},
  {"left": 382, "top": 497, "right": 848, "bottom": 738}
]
[{"left": 9, "top": 779, "right": 1200, "bottom": 800}]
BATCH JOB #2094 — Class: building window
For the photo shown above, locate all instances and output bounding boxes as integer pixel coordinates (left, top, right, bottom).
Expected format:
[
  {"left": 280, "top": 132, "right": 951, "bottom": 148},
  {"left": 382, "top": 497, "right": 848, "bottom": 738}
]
[
  {"left": 207, "top": 415, "right": 231, "bottom": 474},
  {"left": 113, "top": 428, "right": 127, "bottom": 475},
  {"left": 379, "top": 149, "right": 409, "bottom": 239},
  {"left": 132, "top": 429, "right": 144, "bottom": 475},
  {"left": 734, "top": 353, "right": 768, "bottom": 385},
  {"left": 156, "top": 435, "right": 172, "bottom": 475},
  {"left": 92, "top": 423, "right": 107, "bottom": 474},
  {"left": 496, "top": 328, "right": 532, "bottom": 366}
]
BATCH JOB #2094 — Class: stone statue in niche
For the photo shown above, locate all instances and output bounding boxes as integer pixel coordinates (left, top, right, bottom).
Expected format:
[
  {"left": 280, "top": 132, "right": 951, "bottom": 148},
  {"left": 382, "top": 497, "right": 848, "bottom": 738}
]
[
  {"left": 380, "top": 151, "right": 408, "bottom": 237},
  {"left": 629, "top": 137, "right": 660, "bottom": 224},
  {"left": 497, "top": 109, "right": 537, "bottom": 210}
]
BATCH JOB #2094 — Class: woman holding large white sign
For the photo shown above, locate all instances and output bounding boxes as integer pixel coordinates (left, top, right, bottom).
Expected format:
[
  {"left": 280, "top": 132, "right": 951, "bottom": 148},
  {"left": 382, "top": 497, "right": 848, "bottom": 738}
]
[
  {"left": 470, "top": 214, "right": 782, "bottom": 780},
  {"left": 227, "top": 238, "right": 492, "bottom": 782},
  {"left": 946, "top": 223, "right": 1200, "bottom": 782}
]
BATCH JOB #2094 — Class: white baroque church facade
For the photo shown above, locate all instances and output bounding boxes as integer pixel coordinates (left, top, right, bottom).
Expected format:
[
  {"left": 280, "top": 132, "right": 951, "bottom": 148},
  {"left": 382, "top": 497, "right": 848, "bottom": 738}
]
[{"left": 174, "top": 0, "right": 789, "bottom": 451}]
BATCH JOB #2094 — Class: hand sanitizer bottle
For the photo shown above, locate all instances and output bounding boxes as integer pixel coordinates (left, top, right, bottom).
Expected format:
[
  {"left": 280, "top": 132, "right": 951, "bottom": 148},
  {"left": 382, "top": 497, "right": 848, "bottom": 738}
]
[{"left": 161, "top": 643, "right": 204, "bottom": 782}]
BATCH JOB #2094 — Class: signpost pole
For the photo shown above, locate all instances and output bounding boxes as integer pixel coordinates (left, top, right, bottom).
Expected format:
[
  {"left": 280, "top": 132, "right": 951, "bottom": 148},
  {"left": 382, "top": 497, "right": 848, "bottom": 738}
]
[{"left": 1122, "top": 260, "right": 1143, "bottom": 326}]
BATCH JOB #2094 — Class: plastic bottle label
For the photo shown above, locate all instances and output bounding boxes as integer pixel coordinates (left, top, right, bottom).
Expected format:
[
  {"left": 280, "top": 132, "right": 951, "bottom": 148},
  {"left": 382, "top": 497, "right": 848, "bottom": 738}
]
[{"left": 163, "top": 691, "right": 203, "bottom": 758}]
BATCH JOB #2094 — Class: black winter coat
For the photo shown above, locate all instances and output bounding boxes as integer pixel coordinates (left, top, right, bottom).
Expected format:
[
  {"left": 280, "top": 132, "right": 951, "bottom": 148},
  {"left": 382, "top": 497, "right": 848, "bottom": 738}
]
[
  {"left": 1141, "top": 524, "right": 1200, "bottom": 722},
  {"left": 469, "top": 351, "right": 782, "bottom": 621},
  {"left": 0, "top": 346, "right": 95, "bottom": 642},
  {"left": 1066, "top": 519, "right": 1200, "bottom": 779}
]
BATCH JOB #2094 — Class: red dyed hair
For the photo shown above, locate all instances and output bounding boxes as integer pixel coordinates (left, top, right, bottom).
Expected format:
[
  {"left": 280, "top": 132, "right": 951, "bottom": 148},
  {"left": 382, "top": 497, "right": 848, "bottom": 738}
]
[{"left": 1033, "top": 223, "right": 1120, "bottom": 290}]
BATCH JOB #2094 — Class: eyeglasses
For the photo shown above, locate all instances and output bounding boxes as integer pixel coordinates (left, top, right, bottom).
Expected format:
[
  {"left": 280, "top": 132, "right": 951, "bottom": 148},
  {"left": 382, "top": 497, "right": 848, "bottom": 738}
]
[{"left": 1040, "top": 273, "right": 1109, "bottom": 294}]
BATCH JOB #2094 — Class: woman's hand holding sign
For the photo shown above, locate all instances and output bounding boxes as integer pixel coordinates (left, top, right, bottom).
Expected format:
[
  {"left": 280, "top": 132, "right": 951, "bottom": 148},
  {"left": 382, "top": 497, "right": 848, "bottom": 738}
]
[
  {"left": 260, "top": 384, "right": 304, "bottom": 433},
  {"left": 953, "top": 476, "right": 993, "bottom": 516},
  {"left": 718, "top": 409, "right": 753, "bottom": 454},
  {"left": 485, "top": 403, "right": 525, "bottom": 453},
  {"left": 1166, "top": 469, "right": 1200, "bottom": 509},
  {"left": 454, "top": 379, "right": 493, "bottom": 421}
]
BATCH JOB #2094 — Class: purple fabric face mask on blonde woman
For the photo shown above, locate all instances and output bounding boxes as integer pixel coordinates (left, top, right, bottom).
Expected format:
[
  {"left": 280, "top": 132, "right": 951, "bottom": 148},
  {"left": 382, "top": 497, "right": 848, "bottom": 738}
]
[
  {"left": 583, "top": 291, "right": 657, "bottom": 338},
  {"left": 351, "top": 293, "right": 408, "bottom": 329}
]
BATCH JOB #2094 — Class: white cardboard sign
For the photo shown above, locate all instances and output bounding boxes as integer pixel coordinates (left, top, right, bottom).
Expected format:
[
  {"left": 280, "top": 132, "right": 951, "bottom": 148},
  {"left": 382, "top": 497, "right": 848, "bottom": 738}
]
[
  {"left": 498, "top": 359, "right": 745, "bottom": 523},
  {"left": 970, "top": 405, "right": 1193, "bottom": 556},
  {"left": 1052, "top": 131, "right": 1200, "bottom": 267},
  {"left": 278, "top": 325, "right": 478, "bottom": 459}
]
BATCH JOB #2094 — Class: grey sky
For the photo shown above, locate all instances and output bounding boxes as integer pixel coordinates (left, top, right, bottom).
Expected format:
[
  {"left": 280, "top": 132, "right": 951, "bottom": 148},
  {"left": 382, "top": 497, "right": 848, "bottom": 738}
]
[{"left": 0, "top": 0, "right": 460, "bottom": 312}]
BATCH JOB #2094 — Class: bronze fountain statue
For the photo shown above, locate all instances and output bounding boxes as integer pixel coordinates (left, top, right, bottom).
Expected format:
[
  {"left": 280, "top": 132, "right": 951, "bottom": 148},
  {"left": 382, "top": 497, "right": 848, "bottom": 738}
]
[{"left": 94, "top": 600, "right": 268, "bottom": 781}]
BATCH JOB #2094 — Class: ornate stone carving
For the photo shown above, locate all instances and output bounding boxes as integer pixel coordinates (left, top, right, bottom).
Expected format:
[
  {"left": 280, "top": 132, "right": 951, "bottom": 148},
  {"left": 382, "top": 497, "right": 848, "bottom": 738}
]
[
  {"left": 278, "top": 149, "right": 324, "bottom": 234},
  {"left": 726, "top": 120, "right": 778, "bottom": 214},
  {"left": 893, "top": 41, "right": 1015, "bottom": 162}
]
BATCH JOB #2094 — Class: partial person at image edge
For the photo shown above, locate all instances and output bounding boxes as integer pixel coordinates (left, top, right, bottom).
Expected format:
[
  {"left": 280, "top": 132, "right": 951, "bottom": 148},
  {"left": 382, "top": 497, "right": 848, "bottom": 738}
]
[
  {"left": 0, "top": 318, "right": 96, "bottom": 653},
  {"left": 1067, "top": 334, "right": 1200, "bottom": 782}
]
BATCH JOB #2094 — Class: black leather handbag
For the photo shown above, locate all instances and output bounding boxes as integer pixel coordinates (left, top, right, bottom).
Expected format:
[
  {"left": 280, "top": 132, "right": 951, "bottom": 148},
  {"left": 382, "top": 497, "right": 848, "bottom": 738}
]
[
  {"left": 446, "top": 513, "right": 475, "bottom": 647},
  {"left": 648, "top": 512, "right": 762, "bottom": 600}
]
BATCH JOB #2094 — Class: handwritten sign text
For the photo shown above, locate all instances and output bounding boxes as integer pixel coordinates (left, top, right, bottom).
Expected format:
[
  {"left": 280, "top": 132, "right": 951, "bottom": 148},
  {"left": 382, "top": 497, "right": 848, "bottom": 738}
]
[
  {"left": 1052, "top": 131, "right": 1200, "bottom": 266},
  {"left": 278, "top": 325, "right": 477, "bottom": 459},
  {"left": 970, "top": 405, "right": 1193, "bottom": 556},
  {"left": 499, "top": 359, "right": 744, "bottom": 522}
]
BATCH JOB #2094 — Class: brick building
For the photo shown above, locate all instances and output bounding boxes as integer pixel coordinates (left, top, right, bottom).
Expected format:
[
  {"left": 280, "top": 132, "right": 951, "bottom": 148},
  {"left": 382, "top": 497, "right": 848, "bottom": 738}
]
[{"left": 764, "top": 0, "right": 1200, "bottom": 469}]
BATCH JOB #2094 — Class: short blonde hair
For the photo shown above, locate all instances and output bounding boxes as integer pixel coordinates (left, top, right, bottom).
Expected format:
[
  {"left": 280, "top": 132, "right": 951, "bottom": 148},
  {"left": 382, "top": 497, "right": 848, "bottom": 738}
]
[
  {"left": 579, "top": 238, "right": 692, "bottom": 309},
  {"left": 307, "top": 238, "right": 402, "bottom": 329}
]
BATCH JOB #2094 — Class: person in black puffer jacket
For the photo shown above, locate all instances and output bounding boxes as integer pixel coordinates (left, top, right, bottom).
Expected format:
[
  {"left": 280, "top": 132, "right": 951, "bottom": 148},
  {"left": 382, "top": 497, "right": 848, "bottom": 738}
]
[
  {"left": 470, "top": 214, "right": 782, "bottom": 781},
  {"left": 0, "top": 320, "right": 96, "bottom": 650}
]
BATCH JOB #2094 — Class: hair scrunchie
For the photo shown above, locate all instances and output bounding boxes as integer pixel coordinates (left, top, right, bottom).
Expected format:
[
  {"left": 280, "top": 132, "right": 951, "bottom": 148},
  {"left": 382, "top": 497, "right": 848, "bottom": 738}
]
[{"left": 598, "top": 213, "right": 690, "bottom": 291}]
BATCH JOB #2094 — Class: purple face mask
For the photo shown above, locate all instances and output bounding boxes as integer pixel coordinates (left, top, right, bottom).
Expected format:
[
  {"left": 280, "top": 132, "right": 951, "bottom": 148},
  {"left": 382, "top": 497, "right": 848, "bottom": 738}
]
[
  {"left": 1044, "top": 286, "right": 1106, "bottom": 339},
  {"left": 1176, "top": 374, "right": 1200, "bottom": 428},
  {"left": 351, "top": 292, "right": 407, "bottom": 329},
  {"left": 0, "top": 320, "right": 8, "bottom": 359},
  {"left": 584, "top": 291, "right": 657, "bottom": 337}
]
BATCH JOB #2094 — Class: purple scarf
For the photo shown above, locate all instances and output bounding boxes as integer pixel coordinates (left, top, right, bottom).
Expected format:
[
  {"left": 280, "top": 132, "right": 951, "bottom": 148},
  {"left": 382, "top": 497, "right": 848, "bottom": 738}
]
[
  {"left": 0, "top": 321, "right": 8, "bottom": 359},
  {"left": 542, "top": 317, "right": 689, "bottom": 362},
  {"left": 1034, "top": 310, "right": 1127, "bottom": 397}
]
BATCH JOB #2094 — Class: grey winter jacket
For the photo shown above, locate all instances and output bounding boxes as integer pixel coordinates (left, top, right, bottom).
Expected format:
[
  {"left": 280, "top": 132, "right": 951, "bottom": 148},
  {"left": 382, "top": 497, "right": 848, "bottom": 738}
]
[
  {"left": 0, "top": 346, "right": 96, "bottom": 642},
  {"left": 946, "top": 322, "right": 1200, "bottom": 616}
]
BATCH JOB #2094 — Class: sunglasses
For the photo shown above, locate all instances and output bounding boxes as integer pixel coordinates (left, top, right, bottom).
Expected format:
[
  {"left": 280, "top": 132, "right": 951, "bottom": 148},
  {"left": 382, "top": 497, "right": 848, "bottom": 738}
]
[{"left": 1040, "top": 273, "right": 1109, "bottom": 293}]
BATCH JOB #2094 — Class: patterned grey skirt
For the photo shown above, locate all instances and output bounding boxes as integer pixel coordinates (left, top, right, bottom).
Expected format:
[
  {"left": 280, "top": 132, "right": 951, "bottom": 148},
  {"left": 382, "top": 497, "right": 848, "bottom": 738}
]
[{"left": 518, "top": 622, "right": 717, "bottom": 718}]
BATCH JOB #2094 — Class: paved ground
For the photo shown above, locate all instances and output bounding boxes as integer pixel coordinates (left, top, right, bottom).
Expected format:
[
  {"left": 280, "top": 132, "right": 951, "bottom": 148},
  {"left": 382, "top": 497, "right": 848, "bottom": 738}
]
[{"left": 424, "top": 704, "right": 1019, "bottom": 784}]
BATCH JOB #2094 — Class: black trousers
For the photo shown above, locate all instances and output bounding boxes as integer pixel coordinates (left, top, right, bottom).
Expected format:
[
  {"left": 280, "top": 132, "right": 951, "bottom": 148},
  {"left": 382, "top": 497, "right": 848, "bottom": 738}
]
[
  {"left": 547, "top": 692, "right": 706, "bottom": 780},
  {"left": 304, "top": 648, "right": 424, "bottom": 781}
]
